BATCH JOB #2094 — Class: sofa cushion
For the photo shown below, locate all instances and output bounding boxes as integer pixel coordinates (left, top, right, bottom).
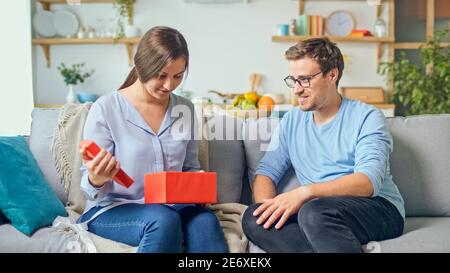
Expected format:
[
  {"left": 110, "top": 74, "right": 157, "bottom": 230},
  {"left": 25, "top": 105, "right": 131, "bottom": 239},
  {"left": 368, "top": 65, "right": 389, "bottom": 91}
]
[
  {"left": 0, "top": 136, "right": 67, "bottom": 235},
  {"left": 387, "top": 115, "right": 450, "bottom": 217},
  {"left": 0, "top": 223, "right": 80, "bottom": 253},
  {"left": 374, "top": 217, "right": 450, "bottom": 253},
  {"left": 242, "top": 117, "right": 300, "bottom": 194},
  {"left": 29, "top": 108, "right": 67, "bottom": 204},
  {"left": 0, "top": 209, "right": 137, "bottom": 253},
  {"left": 205, "top": 115, "right": 246, "bottom": 203},
  {"left": 249, "top": 217, "right": 450, "bottom": 253}
]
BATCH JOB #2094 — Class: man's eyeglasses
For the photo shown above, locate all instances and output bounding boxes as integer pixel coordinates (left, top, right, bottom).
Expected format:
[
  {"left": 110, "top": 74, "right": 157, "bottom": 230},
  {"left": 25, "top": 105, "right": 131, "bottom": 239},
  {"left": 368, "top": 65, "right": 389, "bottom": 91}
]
[{"left": 284, "top": 71, "right": 322, "bottom": 88}]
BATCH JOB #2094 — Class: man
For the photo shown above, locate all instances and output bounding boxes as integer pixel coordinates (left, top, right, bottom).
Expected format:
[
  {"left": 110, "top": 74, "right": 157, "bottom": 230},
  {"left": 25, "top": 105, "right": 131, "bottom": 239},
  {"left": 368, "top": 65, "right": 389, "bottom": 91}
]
[{"left": 242, "top": 38, "right": 405, "bottom": 253}]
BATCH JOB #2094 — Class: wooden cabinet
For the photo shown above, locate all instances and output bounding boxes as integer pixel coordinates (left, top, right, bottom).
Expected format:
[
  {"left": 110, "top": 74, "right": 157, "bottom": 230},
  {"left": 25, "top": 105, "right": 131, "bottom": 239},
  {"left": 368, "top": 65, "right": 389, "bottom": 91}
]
[{"left": 399, "top": 0, "right": 450, "bottom": 19}]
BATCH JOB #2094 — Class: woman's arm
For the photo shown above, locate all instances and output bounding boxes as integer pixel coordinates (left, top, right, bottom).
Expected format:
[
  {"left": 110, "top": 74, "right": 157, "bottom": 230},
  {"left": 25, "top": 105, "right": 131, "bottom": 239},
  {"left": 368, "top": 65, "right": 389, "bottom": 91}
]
[
  {"left": 182, "top": 139, "right": 201, "bottom": 172},
  {"left": 79, "top": 102, "right": 116, "bottom": 201}
]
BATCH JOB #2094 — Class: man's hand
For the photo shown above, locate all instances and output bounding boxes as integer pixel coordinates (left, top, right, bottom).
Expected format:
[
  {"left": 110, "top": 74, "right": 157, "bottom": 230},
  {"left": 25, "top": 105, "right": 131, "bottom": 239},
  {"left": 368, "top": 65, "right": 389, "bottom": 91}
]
[{"left": 253, "top": 186, "right": 313, "bottom": 230}]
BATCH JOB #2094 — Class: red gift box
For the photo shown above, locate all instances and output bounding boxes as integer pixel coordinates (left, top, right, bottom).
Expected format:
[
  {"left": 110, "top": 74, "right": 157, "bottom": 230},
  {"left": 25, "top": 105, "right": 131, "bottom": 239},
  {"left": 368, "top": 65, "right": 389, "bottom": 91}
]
[
  {"left": 79, "top": 140, "right": 134, "bottom": 188},
  {"left": 144, "top": 172, "right": 217, "bottom": 204}
]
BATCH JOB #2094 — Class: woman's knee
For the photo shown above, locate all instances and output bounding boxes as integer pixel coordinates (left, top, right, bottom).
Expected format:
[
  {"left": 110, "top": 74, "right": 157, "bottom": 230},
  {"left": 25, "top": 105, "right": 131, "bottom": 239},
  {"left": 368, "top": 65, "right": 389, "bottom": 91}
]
[
  {"left": 181, "top": 206, "right": 220, "bottom": 228},
  {"left": 143, "top": 205, "right": 182, "bottom": 233}
]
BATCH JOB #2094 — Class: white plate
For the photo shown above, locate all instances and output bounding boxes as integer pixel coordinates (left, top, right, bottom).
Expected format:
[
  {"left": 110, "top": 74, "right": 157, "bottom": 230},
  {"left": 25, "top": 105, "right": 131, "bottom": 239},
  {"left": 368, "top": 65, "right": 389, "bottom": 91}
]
[
  {"left": 53, "top": 10, "right": 79, "bottom": 38},
  {"left": 33, "top": 10, "right": 57, "bottom": 38}
]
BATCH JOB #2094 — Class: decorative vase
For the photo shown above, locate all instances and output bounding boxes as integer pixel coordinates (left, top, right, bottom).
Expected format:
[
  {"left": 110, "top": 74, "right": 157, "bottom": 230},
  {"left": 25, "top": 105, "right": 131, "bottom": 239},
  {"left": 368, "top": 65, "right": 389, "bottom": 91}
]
[
  {"left": 66, "top": 85, "right": 77, "bottom": 103},
  {"left": 374, "top": 18, "right": 387, "bottom": 37},
  {"left": 125, "top": 24, "right": 141, "bottom": 38}
]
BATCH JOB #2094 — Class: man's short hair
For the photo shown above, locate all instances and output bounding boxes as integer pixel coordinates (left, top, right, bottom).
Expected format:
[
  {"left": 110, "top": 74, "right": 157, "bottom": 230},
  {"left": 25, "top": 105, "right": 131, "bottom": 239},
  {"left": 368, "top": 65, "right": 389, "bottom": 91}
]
[{"left": 285, "top": 38, "right": 344, "bottom": 87}]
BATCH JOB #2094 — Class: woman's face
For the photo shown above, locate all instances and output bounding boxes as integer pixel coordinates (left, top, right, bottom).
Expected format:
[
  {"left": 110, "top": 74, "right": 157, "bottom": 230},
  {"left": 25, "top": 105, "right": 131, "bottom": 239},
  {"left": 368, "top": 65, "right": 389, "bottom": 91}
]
[{"left": 143, "top": 57, "right": 186, "bottom": 101}]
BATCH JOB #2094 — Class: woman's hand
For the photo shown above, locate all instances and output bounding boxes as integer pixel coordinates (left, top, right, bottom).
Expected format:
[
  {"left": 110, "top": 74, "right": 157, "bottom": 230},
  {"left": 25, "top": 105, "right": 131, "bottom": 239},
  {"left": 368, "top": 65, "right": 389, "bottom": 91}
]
[
  {"left": 200, "top": 203, "right": 211, "bottom": 208},
  {"left": 80, "top": 146, "right": 121, "bottom": 188},
  {"left": 253, "top": 186, "right": 313, "bottom": 230}
]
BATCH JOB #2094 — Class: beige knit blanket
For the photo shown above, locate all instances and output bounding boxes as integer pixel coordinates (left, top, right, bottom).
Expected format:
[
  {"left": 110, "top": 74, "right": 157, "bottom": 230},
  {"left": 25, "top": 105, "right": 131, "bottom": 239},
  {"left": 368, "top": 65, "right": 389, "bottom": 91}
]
[
  {"left": 208, "top": 203, "right": 249, "bottom": 253},
  {"left": 51, "top": 102, "right": 92, "bottom": 215}
]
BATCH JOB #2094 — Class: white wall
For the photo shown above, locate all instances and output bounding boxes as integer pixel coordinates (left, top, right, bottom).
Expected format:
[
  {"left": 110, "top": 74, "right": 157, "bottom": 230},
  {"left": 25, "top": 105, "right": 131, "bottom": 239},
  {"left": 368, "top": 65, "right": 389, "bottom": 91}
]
[
  {"left": 32, "top": 0, "right": 389, "bottom": 104},
  {"left": 0, "top": 1, "right": 34, "bottom": 135}
]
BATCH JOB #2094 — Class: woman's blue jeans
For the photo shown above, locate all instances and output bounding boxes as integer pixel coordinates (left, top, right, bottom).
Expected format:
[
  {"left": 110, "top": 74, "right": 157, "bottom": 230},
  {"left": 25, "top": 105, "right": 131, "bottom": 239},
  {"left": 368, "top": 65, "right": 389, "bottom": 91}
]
[{"left": 78, "top": 203, "right": 228, "bottom": 253}]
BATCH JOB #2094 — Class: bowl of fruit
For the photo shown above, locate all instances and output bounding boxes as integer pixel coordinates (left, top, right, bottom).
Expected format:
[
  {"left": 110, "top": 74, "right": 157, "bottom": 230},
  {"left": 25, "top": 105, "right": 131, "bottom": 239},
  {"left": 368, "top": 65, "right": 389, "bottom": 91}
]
[{"left": 226, "top": 91, "right": 276, "bottom": 119}]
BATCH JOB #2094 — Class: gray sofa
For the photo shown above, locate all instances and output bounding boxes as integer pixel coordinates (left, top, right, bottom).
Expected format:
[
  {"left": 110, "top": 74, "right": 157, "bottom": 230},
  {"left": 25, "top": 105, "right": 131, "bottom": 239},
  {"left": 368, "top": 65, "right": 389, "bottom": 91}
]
[{"left": 0, "top": 107, "right": 449, "bottom": 253}]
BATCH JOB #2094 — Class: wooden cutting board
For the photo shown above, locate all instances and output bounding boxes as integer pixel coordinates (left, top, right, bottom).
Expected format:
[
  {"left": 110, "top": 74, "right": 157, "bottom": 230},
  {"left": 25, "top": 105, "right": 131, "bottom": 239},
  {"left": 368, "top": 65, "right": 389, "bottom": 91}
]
[{"left": 340, "top": 87, "right": 385, "bottom": 104}]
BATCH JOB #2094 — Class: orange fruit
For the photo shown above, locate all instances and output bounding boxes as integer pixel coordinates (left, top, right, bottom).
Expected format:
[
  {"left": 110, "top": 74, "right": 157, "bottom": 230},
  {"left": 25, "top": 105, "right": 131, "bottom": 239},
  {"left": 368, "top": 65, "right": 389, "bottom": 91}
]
[{"left": 258, "top": 96, "right": 275, "bottom": 111}]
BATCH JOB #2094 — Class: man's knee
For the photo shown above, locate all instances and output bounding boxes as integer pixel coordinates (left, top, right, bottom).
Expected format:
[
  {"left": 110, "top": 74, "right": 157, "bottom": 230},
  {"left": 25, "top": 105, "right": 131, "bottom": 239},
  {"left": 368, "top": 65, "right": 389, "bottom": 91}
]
[
  {"left": 297, "top": 197, "right": 341, "bottom": 231},
  {"left": 242, "top": 203, "right": 265, "bottom": 239}
]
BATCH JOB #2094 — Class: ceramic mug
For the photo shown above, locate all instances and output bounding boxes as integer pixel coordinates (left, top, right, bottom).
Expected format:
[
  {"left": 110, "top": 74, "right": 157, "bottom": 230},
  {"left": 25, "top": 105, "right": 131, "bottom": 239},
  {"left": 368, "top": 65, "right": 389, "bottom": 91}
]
[{"left": 277, "top": 24, "right": 289, "bottom": 36}]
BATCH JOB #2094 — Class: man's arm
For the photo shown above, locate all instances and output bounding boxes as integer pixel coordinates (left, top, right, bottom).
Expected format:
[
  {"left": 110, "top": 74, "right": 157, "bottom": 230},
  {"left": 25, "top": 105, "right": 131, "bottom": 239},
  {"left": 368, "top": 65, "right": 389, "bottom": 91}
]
[
  {"left": 253, "top": 175, "right": 277, "bottom": 203},
  {"left": 254, "top": 172, "right": 373, "bottom": 230},
  {"left": 252, "top": 114, "right": 293, "bottom": 202},
  {"left": 304, "top": 172, "right": 373, "bottom": 199}
]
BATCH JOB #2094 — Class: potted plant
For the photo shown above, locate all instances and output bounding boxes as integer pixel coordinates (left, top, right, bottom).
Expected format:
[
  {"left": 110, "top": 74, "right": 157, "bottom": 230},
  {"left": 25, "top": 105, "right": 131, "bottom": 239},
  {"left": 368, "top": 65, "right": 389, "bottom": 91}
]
[
  {"left": 115, "top": 0, "right": 140, "bottom": 39},
  {"left": 378, "top": 30, "right": 450, "bottom": 116},
  {"left": 58, "top": 63, "right": 95, "bottom": 103}
]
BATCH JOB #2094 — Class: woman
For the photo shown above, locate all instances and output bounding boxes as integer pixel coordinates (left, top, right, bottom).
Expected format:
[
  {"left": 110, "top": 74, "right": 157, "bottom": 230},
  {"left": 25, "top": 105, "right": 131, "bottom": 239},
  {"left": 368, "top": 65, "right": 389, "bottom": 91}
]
[{"left": 78, "top": 26, "right": 228, "bottom": 253}]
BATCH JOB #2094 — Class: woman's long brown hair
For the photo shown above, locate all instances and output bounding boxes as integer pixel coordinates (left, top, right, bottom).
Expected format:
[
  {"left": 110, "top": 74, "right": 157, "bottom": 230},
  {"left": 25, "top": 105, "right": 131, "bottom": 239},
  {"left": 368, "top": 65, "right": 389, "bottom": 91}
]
[{"left": 119, "top": 26, "right": 189, "bottom": 90}]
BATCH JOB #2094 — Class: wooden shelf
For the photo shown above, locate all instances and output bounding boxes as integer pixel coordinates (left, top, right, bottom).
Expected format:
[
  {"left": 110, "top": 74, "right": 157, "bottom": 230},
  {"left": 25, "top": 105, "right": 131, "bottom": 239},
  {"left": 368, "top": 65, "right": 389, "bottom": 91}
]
[
  {"left": 38, "top": 0, "right": 117, "bottom": 10},
  {"left": 272, "top": 35, "right": 395, "bottom": 43},
  {"left": 33, "top": 37, "right": 141, "bottom": 45},
  {"left": 370, "top": 103, "right": 395, "bottom": 109},
  {"left": 393, "top": 42, "right": 450, "bottom": 49},
  {"left": 32, "top": 37, "right": 140, "bottom": 45},
  {"left": 39, "top": 0, "right": 116, "bottom": 3},
  {"left": 34, "top": 103, "right": 64, "bottom": 108},
  {"left": 32, "top": 37, "right": 140, "bottom": 67},
  {"left": 272, "top": 35, "right": 395, "bottom": 66}
]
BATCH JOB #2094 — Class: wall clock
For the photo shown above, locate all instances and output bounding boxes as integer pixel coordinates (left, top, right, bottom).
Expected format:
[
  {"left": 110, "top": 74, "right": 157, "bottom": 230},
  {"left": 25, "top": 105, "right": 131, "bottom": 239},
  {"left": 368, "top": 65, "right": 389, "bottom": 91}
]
[{"left": 326, "top": 10, "right": 355, "bottom": 37}]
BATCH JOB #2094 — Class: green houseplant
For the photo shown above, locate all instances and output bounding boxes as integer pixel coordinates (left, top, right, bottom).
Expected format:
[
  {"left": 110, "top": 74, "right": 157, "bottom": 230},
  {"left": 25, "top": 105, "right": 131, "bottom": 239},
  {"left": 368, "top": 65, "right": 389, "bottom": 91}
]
[
  {"left": 116, "top": 0, "right": 134, "bottom": 25},
  {"left": 115, "top": 0, "right": 139, "bottom": 40},
  {"left": 58, "top": 63, "right": 94, "bottom": 103},
  {"left": 378, "top": 30, "right": 450, "bottom": 116}
]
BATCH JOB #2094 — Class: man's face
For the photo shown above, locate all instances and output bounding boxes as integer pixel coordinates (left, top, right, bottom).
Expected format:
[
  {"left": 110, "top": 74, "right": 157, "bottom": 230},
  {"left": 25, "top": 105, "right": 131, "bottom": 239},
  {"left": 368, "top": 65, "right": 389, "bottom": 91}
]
[{"left": 288, "top": 57, "right": 338, "bottom": 112}]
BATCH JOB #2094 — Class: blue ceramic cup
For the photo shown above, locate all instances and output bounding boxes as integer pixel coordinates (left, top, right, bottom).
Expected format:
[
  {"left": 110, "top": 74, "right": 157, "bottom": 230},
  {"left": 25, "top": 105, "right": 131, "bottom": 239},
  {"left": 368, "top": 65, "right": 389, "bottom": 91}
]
[{"left": 278, "top": 24, "right": 289, "bottom": 36}]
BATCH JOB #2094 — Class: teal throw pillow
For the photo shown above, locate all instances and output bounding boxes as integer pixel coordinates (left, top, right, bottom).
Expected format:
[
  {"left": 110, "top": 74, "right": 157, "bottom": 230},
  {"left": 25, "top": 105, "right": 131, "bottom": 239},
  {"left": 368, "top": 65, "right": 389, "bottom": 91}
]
[{"left": 0, "top": 136, "right": 67, "bottom": 235}]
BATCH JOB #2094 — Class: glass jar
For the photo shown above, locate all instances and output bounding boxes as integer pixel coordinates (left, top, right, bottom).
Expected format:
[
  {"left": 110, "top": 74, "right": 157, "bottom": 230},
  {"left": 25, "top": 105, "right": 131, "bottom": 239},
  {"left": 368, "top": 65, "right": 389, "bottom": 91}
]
[{"left": 374, "top": 18, "right": 387, "bottom": 37}]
